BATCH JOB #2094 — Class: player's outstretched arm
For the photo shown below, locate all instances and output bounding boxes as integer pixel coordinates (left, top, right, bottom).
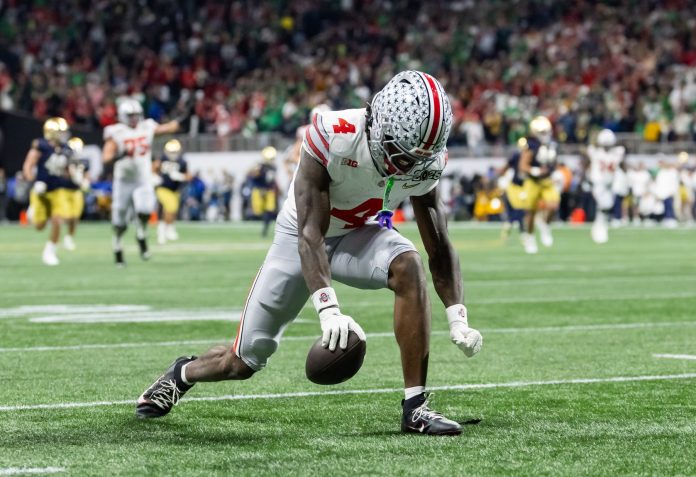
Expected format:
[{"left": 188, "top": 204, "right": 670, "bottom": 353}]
[
  {"left": 295, "top": 149, "right": 365, "bottom": 350},
  {"left": 154, "top": 120, "right": 181, "bottom": 136},
  {"left": 411, "top": 187, "right": 482, "bottom": 357},
  {"left": 411, "top": 186, "right": 462, "bottom": 306},
  {"left": 295, "top": 148, "right": 332, "bottom": 291},
  {"left": 102, "top": 138, "right": 119, "bottom": 164},
  {"left": 22, "top": 140, "right": 40, "bottom": 182}
]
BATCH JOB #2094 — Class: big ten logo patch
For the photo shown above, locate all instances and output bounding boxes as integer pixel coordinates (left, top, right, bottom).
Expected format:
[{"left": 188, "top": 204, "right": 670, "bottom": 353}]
[{"left": 341, "top": 158, "right": 358, "bottom": 168}]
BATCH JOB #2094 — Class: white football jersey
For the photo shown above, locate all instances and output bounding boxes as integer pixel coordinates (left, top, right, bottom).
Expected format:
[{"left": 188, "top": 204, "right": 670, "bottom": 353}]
[
  {"left": 104, "top": 119, "right": 158, "bottom": 183},
  {"left": 278, "top": 108, "right": 445, "bottom": 238},
  {"left": 587, "top": 145, "right": 625, "bottom": 186}
]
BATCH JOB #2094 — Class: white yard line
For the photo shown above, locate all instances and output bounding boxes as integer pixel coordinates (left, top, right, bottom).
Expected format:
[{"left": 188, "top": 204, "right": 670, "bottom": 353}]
[
  {"left": 0, "top": 468, "right": 65, "bottom": 476},
  {"left": 653, "top": 354, "right": 696, "bottom": 361},
  {"left": 2, "top": 321, "right": 695, "bottom": 353},
  {"left": 1, "top": 373, "right": 695, "bottom": 413}
]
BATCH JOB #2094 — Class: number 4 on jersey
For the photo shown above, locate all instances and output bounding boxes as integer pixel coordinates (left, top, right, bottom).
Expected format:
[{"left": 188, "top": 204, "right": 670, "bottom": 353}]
[
  {"left": 331, "top": 198, "right": 382, "bottom": 229},
  {"left": 333, "top": 118, "right": 356, "bottom": 134}
]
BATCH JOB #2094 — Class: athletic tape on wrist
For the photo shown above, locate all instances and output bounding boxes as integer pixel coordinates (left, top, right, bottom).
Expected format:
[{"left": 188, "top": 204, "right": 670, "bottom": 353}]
[
  {"left": 446, "top": 304, "right": 468, "bottom": 326},
  {"left": 312, "top": 287, "right": 339, "bottom": 313}
]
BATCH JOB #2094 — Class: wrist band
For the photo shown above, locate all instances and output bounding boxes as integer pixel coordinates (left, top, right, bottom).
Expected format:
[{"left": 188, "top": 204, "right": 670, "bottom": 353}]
[
  {"left": 312, "top": 287, "right": 338, "bottom": 313},
  {"left": 446, "top": 304, "right": 468, "bottom": 326}
]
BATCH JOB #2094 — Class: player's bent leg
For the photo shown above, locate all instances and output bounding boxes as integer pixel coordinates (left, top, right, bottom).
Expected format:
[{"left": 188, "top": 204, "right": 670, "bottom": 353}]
[
  {"left": 386, "top": 252, "right": 460, "bottom": 436},
  {"left": 136, "top": 213, "right": 151, "bottom": 260},
  {"left": 181, "top": 346, "right": 255, "bottom": 382},
  {"left": 135, "top": 349, "right": 257, "bottom": 419},
  {"left": 133, "top": 185, "right": 156, "bottom": 260},
  {"left": 387, "top": 251, "right": 430, "bottom": 389},
  {"left": 112, "top": 224, "right": 128, "bottom": 267}
]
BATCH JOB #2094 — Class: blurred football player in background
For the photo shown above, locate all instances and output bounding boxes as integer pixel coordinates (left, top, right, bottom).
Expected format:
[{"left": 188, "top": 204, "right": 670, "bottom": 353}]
[
  {"left": 153, "top": 139, "right": 189, "bottom": 244},
  {"left": 628, "top": 162, "right": 652, "bottom": 223},
  {"left": 62, "top": 136, "right": 90, "bottom": 251},
  {"left": 499, "top": 138, "right": 530, "bottom": 239},
  {"left": 517, "top": 116, "right": 559, "bottom": 254},
  {"left": 102, "top": 98, "right": 186, "bottom": 266},
  {"left": 247, "top": 146, "right": 279, "bottom": 237},
  {"left": 22, "top": 117, "right": 74, "bottom": 265},
  {"left": 654, "top": 160, "right": 680, "bottom": 228},
  {"left": 136, "top": 71, "right": 482, "bottom": 436},
  {"left": 586, "top": 129, "right": 625, "bottom": 243}
]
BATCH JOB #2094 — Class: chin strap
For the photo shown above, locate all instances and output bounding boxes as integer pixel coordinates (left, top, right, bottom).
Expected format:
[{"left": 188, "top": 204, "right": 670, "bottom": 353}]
[{"left": 377, "top": 176, "right": 395, "bottom": 229}]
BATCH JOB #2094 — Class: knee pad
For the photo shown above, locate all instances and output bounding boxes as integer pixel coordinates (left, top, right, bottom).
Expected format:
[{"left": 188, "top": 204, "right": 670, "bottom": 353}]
[{"left": 242, "top": 337, "right": 279, "bottom": 371}]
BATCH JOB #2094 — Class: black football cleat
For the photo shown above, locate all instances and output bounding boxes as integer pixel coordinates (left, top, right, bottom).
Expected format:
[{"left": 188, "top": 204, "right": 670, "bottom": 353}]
[
  {"left": 114, "top": 250, "right": 126, "bottom": 268},
  {"left": 401, "top": 393, "right": 462, "bottom": 436},
  {"left": 136, "top": 356, "right": 196, "bottom": 419},
  {"left": 137, "top": 237, "right": 151, "bottom": 261}
]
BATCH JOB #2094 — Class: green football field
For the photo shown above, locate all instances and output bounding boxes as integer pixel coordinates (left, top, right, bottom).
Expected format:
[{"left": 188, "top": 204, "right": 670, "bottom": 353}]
[{"left": 1, "top": 222, "right": 695, "bottom": 476}]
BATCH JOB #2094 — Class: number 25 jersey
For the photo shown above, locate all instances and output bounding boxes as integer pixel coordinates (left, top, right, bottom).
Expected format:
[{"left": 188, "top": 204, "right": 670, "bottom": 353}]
[{"left": 279, "top": 108, "right": 445, "bottom": 238}]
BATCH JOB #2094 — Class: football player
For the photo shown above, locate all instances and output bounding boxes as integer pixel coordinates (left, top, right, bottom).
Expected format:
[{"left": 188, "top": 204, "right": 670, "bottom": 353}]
[
  {"left": 102, "top": 98, "right": 185, "bottom": 266},
  {"left": 517, "top": 116, "right": 559, "bottom": 254},
  {"left": 22, "top": 117, "right": 74, "bottom": 266},
  {"left": 136, "top": 71, "right": 482, "bottom": 436},
  {"left": 247, "top": 146, "right": 279, "bottom": 237},
  {"left": 586, "top": 129, "right": 625, "bottom": 243},
  {"left": 62, "top": 136, "right": 90, "bottom": 250},
  {"left": 499, "top": 138, "right": 530, "bottom": 239},
  {"left": 153, "top": 139, "right": 189, "bottom": 244}
]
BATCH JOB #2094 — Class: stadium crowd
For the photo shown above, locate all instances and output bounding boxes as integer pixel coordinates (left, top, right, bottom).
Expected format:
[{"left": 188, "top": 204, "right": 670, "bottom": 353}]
[{"left": 1, "top": 0, "right": 696, "bottom": 146}]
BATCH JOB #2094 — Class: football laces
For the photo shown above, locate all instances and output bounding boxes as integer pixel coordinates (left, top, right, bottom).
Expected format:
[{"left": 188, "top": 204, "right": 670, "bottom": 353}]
[{"left": 147, "top": 379, "right": 183, "bottom": 410}]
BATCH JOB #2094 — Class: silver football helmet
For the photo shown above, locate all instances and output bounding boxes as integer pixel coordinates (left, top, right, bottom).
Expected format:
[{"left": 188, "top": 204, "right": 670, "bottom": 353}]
[
  {"left": 368, "top": 71, "right": 452, "bottom": 177},
  {"left": 596, "top": 129, "right": 617, "bottom": 148},
  {"left": 118, "top": 98, "right": 144, "bottom": 128}
]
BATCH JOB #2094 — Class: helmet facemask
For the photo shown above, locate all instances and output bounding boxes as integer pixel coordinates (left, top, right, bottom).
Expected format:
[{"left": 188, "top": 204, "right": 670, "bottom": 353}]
[{"left": 380, "top": 133, "right": 437, "bottom": 178}]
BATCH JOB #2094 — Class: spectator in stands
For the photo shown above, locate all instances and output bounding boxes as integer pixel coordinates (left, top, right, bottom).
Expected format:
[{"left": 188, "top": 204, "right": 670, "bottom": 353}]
[{"left": 2, "top": 1, "right": 695, "bottom": 148}]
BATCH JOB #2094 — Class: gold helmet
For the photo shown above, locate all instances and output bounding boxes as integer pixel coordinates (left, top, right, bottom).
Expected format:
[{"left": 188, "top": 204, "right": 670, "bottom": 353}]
[
  {"left": 68, "top": 137, "right": 84, "bottom": 154},
  {"left": 261, "top": 146, "right": 277, "bottom": 163},
  {"left": 43, "top": 117, "right": 70, "bottom": 143},
  {"left": 529, "top": 116, "right": 552, "bottom": 144},
  {"left": 163, "top": 139, "right": 182, "bottom": 160}
]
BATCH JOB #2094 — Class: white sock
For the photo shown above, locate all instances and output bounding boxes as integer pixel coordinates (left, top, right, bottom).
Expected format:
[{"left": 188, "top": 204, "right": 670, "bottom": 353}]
[
  {"left": 45, "top": 241, "right": 56, "bottom": 252},
  {"left": 404, "top": 386, "right": 425, "bottom": 401},
  {"left": 112, "top": 235, "right": 122, "bottom": 252},
  {"left": 180, "top": 362, "right": 192, "bottom": 385}
]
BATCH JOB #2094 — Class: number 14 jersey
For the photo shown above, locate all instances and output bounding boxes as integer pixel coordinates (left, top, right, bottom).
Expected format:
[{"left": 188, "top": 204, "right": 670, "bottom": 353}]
[{"left": 280, "top": 108, "right": 445, "bottom": 238}]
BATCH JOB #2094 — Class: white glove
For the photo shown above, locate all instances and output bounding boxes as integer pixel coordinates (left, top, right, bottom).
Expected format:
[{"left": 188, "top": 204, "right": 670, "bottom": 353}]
[
  {"left": 446, "top": 304, "right": 482, "bottom": 357},
  {"left": 32, "top": 181, "right": 47, "bottom": 195},
  {"left": 313, "top": 287, "right": 366, "bottom": 351},
  {"left": 319, "top": 307, "right": 366, "bottom": 351}
]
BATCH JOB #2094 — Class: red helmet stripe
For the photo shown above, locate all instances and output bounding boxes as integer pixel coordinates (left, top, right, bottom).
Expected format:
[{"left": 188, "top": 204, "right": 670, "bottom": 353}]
[{"left": 422, "top": 73, "right": 442, "bottom": 150}]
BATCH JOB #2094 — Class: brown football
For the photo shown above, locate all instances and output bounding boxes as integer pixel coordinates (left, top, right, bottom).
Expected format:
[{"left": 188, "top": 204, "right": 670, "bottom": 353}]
[{"left": 305, "top": 330, "right": 366, "bottom": 385}]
